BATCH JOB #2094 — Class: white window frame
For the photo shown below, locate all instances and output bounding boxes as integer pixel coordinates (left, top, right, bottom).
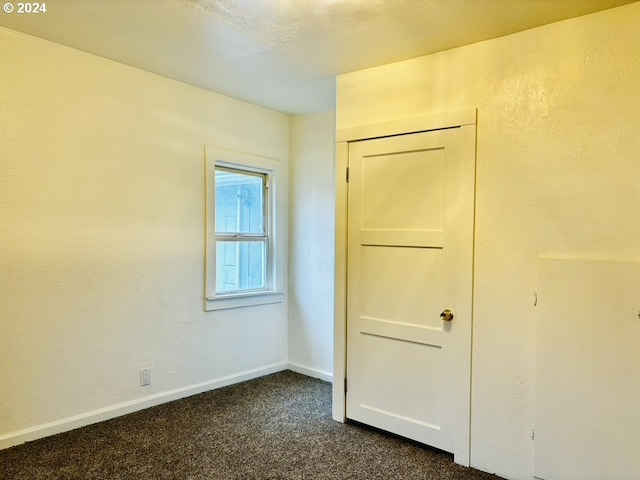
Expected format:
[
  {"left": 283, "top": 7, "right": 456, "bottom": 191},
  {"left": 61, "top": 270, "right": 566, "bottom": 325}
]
[{"left": 204, "top": 147, "right": 285, "bottom": 311}]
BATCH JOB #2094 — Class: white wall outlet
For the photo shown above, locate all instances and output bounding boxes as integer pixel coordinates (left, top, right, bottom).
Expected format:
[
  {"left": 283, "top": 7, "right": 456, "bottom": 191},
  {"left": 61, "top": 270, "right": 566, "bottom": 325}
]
[{"left": 140, "top": 368, "right": 151, "bottom": 387}]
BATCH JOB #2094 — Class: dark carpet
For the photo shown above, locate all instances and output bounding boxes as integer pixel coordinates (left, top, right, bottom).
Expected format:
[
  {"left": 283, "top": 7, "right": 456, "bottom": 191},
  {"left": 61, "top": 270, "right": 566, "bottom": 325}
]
[{"left": 0, "top": 371, "right": 503, "bottom": 479}]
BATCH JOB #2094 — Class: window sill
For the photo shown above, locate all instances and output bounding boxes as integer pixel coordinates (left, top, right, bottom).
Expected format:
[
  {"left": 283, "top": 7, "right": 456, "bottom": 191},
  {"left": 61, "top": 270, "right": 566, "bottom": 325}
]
[{"left": 204, "top": 290, "right": 284, "bottom": 311}]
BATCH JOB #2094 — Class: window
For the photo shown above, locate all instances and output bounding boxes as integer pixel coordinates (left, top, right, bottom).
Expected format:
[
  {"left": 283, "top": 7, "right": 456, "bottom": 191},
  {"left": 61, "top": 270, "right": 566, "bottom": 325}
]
[
  {"left": 204, "top": 148, "right": 284, "bottom": 311},
  {"left": 215, "top": 167, "right": 267, "bottom": 294}
]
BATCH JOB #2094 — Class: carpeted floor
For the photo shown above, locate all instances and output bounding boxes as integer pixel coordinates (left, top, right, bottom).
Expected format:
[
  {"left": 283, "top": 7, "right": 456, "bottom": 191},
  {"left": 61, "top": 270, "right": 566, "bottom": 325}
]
[{"left": 0, "top": 371, "right": 503, "bottom": 479}]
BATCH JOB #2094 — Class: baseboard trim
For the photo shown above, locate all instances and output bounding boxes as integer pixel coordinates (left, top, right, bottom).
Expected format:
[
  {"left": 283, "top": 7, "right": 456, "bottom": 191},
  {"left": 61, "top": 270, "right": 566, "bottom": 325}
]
[
  {"left": 287, "top": 362, "right": 333, "bottom": 383},
  {"left": 0, "top": 362, "right": 288, "bottom": 451}
]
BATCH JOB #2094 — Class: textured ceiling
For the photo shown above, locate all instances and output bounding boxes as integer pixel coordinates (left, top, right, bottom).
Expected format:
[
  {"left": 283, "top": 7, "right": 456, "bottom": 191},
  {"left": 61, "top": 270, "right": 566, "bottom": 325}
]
[{"left": 1, "top": 0, "right": 637, "bottom": 114}]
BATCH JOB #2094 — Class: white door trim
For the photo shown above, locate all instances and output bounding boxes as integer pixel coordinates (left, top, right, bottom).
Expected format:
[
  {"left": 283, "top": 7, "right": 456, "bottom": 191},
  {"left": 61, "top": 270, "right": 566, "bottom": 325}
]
[
  {"left": 333, "top": 108, "right": 476, "bottom": 466},
  {"left": 336, "top": 108, "right": 477, "bottom": 143}
]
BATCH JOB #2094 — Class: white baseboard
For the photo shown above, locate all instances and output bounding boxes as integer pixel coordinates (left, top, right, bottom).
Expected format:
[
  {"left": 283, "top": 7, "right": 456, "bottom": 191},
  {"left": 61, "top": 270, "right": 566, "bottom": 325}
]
[
  {"left": 287, "top": 362, "right": 333, "bottom": 383},
  {"left": 0, "top": 362, "right": 288, "bottom": 451}
]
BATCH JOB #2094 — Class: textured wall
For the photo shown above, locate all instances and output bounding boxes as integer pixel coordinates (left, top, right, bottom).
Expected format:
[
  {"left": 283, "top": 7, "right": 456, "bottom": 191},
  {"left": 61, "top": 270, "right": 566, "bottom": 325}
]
[
  {"left": 0, "top": 28, "right": 289, "bottom": 444},
  {"left": 336, "top": 4, "right": 640, "bottom": 479},
  {"left": 288, "top": 113, "right": 336, "bottom": 379}
]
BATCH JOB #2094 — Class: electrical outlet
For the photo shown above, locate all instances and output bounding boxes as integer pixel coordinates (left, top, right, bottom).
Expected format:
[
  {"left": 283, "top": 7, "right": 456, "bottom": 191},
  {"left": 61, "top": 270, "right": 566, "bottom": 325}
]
[{"left": 140, "top": 368, "right": 151, "bottom": 387}]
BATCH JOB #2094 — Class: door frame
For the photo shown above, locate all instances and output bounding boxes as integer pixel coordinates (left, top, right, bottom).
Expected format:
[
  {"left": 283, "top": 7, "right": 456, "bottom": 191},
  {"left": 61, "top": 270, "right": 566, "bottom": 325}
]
[{"left": 333, "top": 108, "right": 477, "bottom": 466}]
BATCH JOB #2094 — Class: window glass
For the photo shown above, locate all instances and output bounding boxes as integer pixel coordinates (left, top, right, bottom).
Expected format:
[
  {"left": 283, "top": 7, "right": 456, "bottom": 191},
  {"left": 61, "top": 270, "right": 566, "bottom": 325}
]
[
  {"left": 215, "top": 241, "right": 266, "bottom": 293},
  {"left": 214, "top": 169, "right": 265, "bottom": 235}
]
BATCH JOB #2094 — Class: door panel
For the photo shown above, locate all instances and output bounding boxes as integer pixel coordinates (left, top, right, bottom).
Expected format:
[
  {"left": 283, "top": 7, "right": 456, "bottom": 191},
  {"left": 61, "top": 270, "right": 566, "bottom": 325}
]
[
  {"left": 535, "top": 258, "right": 640, "bottom": 480},
  {"left": 346, "top": 128, "right": 469, "bottom": 454},
  {"left": 361, "top": 246, "right": 443, "bottom": 329},
  {"left": 360, "top": 148, "right": 445, "bottom": 232},
  {"left": 358, "top": 334, "right": 442, "bottom": 428}
]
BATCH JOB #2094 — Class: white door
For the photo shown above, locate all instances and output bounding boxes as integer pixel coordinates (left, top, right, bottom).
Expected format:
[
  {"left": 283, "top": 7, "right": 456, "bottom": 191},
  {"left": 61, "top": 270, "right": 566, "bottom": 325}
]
[
  {"left": 345, "top": 127, "right": 474, "bottom": 455},
  {"left": 535, "top": 258, "right": 640, "bottom": 480}
]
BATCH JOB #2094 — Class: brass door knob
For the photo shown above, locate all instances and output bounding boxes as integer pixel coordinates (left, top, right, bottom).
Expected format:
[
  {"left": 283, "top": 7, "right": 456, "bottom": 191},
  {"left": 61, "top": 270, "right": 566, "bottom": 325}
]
[{"left": 440, "top": 309, "right": 454, "bottom": 321}]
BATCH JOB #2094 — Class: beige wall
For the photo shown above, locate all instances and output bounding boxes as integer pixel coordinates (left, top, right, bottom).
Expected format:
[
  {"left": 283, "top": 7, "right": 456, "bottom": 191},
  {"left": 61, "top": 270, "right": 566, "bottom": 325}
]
[
  {"left": 0, "top": 27, "right": 289, "bottom": 447},
  {"left": 288, "top": 112, "right": 336, "bottom": 380},
  {"left": 336, "top": 3, "right": 640, "bottom": 479}
]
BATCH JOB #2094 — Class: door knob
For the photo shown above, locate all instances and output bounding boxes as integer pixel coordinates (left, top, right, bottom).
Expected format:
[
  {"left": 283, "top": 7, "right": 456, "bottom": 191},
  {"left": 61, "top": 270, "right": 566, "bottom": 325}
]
[{"left": 440, "top": 309, "right": 454, "bottom": 321}]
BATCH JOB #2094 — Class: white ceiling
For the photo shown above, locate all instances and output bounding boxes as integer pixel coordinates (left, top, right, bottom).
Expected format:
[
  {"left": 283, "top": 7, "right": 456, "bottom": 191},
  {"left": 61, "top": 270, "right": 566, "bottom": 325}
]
[{"left": 1, "top": 0, "right": 636, "bottom": 114}]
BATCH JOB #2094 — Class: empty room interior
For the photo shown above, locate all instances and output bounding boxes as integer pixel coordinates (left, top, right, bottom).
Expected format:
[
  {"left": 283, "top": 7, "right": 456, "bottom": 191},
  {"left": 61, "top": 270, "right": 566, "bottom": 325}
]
[{"left": 2, "top": 1, "right": 640, "bottom": 479}]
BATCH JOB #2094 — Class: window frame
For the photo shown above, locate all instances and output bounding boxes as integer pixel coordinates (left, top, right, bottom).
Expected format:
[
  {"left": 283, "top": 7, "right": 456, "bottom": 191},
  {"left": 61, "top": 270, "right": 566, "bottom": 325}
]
[{"left": 204, "top": 147, "right": 284, "bottom": 311}]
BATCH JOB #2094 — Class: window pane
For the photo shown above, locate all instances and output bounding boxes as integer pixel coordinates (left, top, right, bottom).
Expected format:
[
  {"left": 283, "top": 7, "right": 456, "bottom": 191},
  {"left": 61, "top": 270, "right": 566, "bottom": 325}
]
[
  {"left": 215, "top": 241, "right": 266, "bottom": 293},
  {"left": 215, "top": 169, "right": 264, "bottom": 235}
]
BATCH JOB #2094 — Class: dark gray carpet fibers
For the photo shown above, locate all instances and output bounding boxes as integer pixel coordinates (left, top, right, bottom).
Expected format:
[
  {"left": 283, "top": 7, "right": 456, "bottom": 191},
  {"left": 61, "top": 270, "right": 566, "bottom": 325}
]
[{"left": 0, "top": 371, "right": 504, "bottom": 479}]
